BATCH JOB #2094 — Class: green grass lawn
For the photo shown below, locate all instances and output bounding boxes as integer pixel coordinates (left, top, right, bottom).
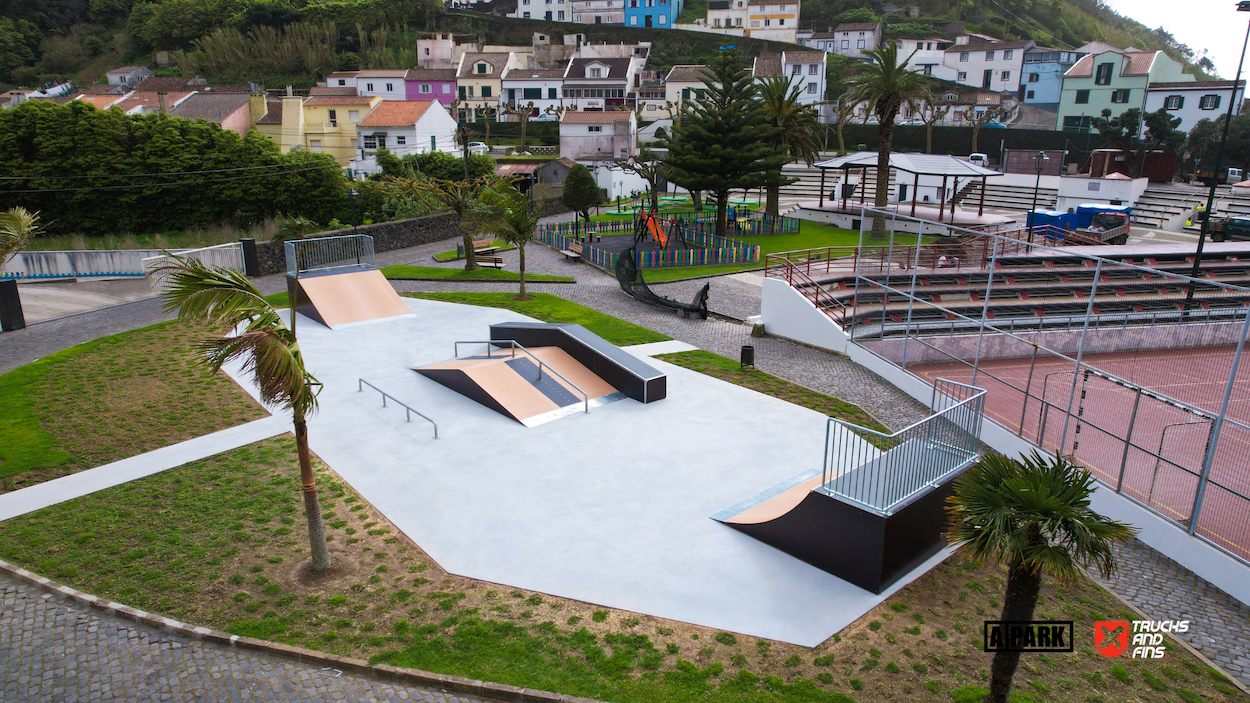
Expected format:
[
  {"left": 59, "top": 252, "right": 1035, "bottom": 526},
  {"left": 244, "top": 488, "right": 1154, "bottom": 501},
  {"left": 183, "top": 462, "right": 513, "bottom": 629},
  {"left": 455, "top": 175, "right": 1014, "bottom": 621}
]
[
  {"left": 0, "top": 434, "right": 1238, "bottom": 703},
  {"left": 655, "top": 351, "right": 888, "bottom": 432},
  {"left": 432, "top": 240, "right": 515, "bottom": 262},
  {"left": 0, "top": 322, "right": 265, "bottom": 493},
  {"left": 380, "top": 265, "right": 573, "bottom": 283},
  {"left": 404, "top": 292, "right": 668, "bottom": 346}
]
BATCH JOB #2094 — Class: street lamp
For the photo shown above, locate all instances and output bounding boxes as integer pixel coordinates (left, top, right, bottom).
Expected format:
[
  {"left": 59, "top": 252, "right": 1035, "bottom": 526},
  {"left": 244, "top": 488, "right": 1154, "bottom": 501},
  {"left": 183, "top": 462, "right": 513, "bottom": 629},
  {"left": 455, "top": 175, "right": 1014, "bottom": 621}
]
[
  {"left": 1187, "top": 1, "right": 1250, "bottom": 311},
  {"left": 1028, "top": 150, "right": 1049, "bottom": 245},
  {"left": 348, "top": 188, "right": 359, "bottom": 236}
]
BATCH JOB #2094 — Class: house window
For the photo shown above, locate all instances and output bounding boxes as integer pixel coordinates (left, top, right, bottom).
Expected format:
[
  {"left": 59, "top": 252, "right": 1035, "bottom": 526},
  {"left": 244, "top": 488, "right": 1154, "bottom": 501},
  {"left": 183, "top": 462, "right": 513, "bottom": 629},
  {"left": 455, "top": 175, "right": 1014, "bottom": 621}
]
[
  {"left": 792, "top": 65, "right": 801, "bottom": 75},
  {"left": 1164, "top": 95, "right": 1183, "bottom": 110},
  {"left": 1201, "top": 94, "right": 1222, "bottom": 110},
  {"left": 807, "top": 82, "right": 816, "bottom": 94},
  {"left": 682, "top": 87, "right": 690, "bottom": 99},
  {"left": 735, "top": 18, "right": 742, "bottom": 26},
  {"left": 1075, "top": 89, "right": 1090, "bottom": 104},
  {"left": 1026, "top": 90, "right": 1035, "bottom": 99},
  {"left": 1004, "top": 50, "right": 1013, "bottom": 60},
  {"left": 630, "top": 16, "right": 637, "bottom": 24},
  {"left": 524, "top": 87, "right": 542, "bottom": 99},
  {"left": 337, "top": 79, "right": 346, "bottom": 86},
  {"left": 385, "top": 83, "right": 393, "bottom": 91},
  {"left": 841, "top": 40, "right": 849, "bottom": 50},
  {"left": 443, "top": 84, "right": 451, "bottom": 94},
  {"left": 459, "top": 86, "right": 467, "bottom": 99},
  {"left": 481, "top": 86, "right": 492, "bottom": 98},
  {"left": 752, "top": 21, "right": 760, "bottom": 27},
  {"left": 363, "top": 135, "right": 378, "bottom": 149},
  {"left": 431, "top": 135, "right": 436, "bottom": 150},
  {"left": 523, "top": 11, "right": 530, "bottom": 16},
  {"left": 923, "top": 65, "right": 933, "bottom": 75},
  {"left": 328, "top": 109, "right": 337, "bottom": 126},
  {"left": 558, "top": 10, "right": 564, "bottom": 18},
  {"left": 714, "top": 18, "right": 721, "bottom": 26},
  {"left": 366, "top": 83, "right": 374, "bottom": 91},
  {"left": 1001, "top": 70, "right": 1010, "bottom": 81},
  {"left": 1088, "top": 182, "right": 1101, "bottom": 191},
  {"left": 857, "top": 39, "right": 865, "bottom": 49},
  {"left": 588, "top": 125, "right": 602, "bottom": 132},
  {"left": 549, "top": 88, "right": 557, "bottom": 99},
  {"left": 917, "top": 41, "right": 924, "bottom": 50},
  {"left": 986, "top": 50, "right": 995, "bottom": 61},
  {"left": 396, "top": 136, "right": 406, "bottom": 145},
  {"left": 960, "top": 52, "right": 969, "bottom": 62},
  {"left": 590, "top": 68, "right": 602, "bottom": 78},
  {"left": 1111, "top": 89, "right": 1130, "bottom": 103},
  {"left": 348, "top": 110, "right": 359, "bottom": 121},
  {"left": 420, "top": 84, "right": 431, "bottom": 93},
  {"left": 1095, "top": 62, "right": 1113, "bottom": 85},
  {"left": 309, "top": 140, "right": 322, "bottom": 152},
  {"left": 477, "top": 63, "right": 488, "bottom": 74},
  {"left": 467, "top": 86, "right": 475, "bottom": 97},
  {"left": 809, "top": 64, "right": 818, "bottom": 74},
  {"left": 779, "top": 18, "right": 785, "bottom": 26},
  {"left": 957, "top": 71, "right": 967, "bottom": 81},
  {"left": 764, "top": 19, "right": 771, "bottom": 26},
  {"left": 1028, "top": 73, "right": 1039, "bottom": 83}
]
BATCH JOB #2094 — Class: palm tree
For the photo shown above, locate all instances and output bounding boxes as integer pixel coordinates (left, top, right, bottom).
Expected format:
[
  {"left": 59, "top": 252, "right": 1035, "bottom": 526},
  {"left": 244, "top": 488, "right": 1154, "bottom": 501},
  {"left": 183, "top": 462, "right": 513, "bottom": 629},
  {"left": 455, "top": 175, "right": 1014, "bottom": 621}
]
[
  {"left": 0, "top": 207, "right": 42, "bottom": 275},
  {"left": 407, "top": 177, "right": 488, "bottom": 271},
  {"left": 756, "top": 76, "right": 822, "bottom": 217},
  {"left": 479, "top": 180, "right": 542, "bottom": 300},
  {"left": 947, "top": 452, "right": 1136, "bottom": 703},
  {"left": 159, "top": 259, "right": 332, "bottom": 571},
  {"left": 846, "top": 41, "right": 927, "bottom": 236}
]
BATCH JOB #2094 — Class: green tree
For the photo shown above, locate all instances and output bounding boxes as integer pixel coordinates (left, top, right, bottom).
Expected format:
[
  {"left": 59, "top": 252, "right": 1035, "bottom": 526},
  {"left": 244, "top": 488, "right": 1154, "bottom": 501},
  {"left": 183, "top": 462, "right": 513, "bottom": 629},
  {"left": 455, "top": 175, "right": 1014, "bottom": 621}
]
[
  {"left": 664, "top": 48, "right": 787, "bottom": 237},
  {"left": 407, "top": 177, "right": 489, "bottom": 270},
  {"left": 0, "top": 17, "right": 41, "bottom": 83},
  {"left": 1090, "top": 107, "right": 1143, "bottom": 174},
  {"left": 159, "top": 259, "right": 332, "bottom": 571},
  {"left": 478, "top": 179, "right": 541, "bottom": 299},
  {"left": 966, "top": 104, "right": 1005, "bottom": 154},
  {"left": 757, "top": 76, "right": 820, "bottom": 216},
  {"left": 846, "top": 41, "right": 927, "bottom": 236},
  {"left": 947, "top": 452, "right": 1136, "bottom": 703},
  {"left": 0, "top": 206, "right": 41, "bottom": 276},
  {"left": 611, "top": 147, "right": 666, "bottom": 213},
  {"left": 561, "top": 163, "right": 601, "bottom": 228}
]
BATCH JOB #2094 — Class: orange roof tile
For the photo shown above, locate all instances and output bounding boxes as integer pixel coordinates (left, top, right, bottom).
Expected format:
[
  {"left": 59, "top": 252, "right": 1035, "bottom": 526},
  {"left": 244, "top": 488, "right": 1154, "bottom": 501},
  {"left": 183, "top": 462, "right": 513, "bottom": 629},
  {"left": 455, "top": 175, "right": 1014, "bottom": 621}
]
[{"left": 357, "top": 100, "right": 436, "bottom": 127}]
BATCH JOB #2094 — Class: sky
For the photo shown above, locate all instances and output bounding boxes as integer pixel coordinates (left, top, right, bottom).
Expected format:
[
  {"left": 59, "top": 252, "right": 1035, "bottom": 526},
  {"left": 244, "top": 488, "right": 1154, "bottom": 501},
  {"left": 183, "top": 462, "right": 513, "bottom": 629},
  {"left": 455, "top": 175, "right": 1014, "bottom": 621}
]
[{"left": 1103, "top": 0, "right": 1249, "bottom": 78}]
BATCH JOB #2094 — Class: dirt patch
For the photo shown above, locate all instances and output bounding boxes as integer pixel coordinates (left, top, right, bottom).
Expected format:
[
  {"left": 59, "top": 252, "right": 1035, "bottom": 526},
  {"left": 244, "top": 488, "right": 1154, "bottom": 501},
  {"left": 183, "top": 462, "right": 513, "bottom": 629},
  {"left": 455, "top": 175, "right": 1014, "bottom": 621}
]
[{"left": 287, "top": 549, "right": 360, "bottom": 590}]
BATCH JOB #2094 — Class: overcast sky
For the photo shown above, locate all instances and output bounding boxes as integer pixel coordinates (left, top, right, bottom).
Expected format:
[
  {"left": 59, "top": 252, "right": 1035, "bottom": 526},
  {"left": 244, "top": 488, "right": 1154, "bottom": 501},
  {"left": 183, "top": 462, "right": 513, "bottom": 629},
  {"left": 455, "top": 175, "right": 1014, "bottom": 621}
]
[{"left": 1104, "top": 0, "right": 1249, "bottom": 79}]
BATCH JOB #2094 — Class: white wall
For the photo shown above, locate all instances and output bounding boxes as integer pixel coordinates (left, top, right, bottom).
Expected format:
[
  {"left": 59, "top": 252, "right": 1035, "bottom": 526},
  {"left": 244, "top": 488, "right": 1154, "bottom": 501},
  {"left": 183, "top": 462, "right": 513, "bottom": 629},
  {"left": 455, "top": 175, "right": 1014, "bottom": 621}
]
[
  {"left": 1055, "top": 176, "right": 1147, "bottom": 211},
  {"left": 1143, "top": 85, "right": 1245, "bottom": 135},
  {"left": 357, "top": 77, "right": 407, "bottom": 102},
  {"left": 759, "top": 277, "right": 852, "bottom": 353}
]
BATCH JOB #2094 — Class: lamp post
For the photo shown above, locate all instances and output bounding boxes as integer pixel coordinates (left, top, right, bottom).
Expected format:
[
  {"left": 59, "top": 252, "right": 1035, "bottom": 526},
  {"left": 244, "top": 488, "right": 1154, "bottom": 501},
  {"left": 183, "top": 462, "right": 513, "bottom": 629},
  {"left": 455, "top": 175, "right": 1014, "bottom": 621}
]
[
  {"left": 1028, "top": 150, "right": 1049, "bottom": 245},
  {"left": 348, "top": 188, "right": 359, "bottom": 236},
  {"left": 1187, "top": 1, "right": 1250, "bottom": 313}
]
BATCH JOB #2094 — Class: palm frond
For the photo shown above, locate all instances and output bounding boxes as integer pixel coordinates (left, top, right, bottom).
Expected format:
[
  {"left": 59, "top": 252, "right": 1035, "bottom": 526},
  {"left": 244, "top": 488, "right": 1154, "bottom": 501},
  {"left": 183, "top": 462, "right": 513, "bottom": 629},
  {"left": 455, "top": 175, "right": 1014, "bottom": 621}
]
[
  {"left": 199, "top": 329, "right": 320, "bottom": 415},
  {"left": 158, "top": 256, "right": 278, "bottom": 330}
]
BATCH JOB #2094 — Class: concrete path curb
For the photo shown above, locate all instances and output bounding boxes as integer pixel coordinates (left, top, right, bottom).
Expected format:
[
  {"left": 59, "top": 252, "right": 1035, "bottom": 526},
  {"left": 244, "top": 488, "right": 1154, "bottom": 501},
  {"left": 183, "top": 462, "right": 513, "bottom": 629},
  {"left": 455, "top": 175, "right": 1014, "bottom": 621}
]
[{"left": 0, "top": 558, "right": 605, "bottom": 703}]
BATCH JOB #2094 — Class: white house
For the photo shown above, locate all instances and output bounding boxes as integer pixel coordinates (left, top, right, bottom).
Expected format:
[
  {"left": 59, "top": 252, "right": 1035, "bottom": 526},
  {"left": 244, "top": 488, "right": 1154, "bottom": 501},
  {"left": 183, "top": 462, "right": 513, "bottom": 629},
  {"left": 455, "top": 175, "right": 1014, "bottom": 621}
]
[
  {"left": 353, "top": 100, "right": 459, "bottom": 173},
  {"left": 105, "top": 66, "right": 154, "bottom": 89},
  {"left": 1144, "top": 80, "right": 1246, "bottom": 134},
  {"left": 664, "top": 65, "right": 711, "bottom": 113},
  {"left": 511, "top": 0, "right": 572, "bottom": 21},
  {"left": 570, "top": 0, "right": 625, "bottom": 24},
  {"left": 502, "top": 65, "right": 569, "bottom": 121},
  {"left": 823, "top": 22, "right": 882, "bottom": 59},
  {"left": 354, "top": 70, "right": 409, "bottom": 101},
  {"left": 560, "top": 110, "right": 637, "bottom": 161},
  {"left": 943, "top": 40, "right": 1034, "bottom": 93},
  {"left": 562, "top": 57, "right": 642, "bottom": 111},
  {"left": 707, "top": 0, "right": 748, "bottom": 30},
  {"left": 782, "top": 50, "right": 826, "bottom": 106}
]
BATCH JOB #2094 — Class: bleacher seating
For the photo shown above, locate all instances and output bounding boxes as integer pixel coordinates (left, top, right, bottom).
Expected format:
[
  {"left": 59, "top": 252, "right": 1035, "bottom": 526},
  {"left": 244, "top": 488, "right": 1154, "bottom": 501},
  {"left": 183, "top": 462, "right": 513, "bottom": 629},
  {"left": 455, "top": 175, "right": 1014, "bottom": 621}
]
[
  {"left": 1132, "top": 185, "right": 1212, "bottom": 229},
  {"left": 952, "top": 181, "right": 1057, "bottom": 212}
]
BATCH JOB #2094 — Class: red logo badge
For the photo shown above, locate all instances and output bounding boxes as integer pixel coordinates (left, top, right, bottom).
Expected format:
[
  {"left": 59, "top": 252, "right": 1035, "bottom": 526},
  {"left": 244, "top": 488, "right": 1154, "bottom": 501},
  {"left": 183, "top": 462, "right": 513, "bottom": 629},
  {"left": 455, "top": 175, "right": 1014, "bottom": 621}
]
[{"left": 1095, "top": 620, "right": 1129, "bottom": 658}]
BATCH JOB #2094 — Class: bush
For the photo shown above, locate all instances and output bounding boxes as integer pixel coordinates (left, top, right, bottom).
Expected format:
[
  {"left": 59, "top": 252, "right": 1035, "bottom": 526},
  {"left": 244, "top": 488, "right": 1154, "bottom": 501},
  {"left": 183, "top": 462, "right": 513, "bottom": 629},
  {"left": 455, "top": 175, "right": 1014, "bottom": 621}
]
[{"left": 337, "top": 52, "right": 362, "bottom": 71}]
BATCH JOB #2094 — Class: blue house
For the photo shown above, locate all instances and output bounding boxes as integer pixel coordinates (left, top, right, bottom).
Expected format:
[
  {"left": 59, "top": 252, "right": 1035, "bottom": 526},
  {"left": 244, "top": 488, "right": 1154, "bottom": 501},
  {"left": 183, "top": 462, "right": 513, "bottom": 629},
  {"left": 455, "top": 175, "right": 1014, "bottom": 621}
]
[
  {"left": 624, "top": 0, "right": 683, "bottom": 29},
  {"left": 1022, "top": 47, "right": 1080, "bottom": 105}
]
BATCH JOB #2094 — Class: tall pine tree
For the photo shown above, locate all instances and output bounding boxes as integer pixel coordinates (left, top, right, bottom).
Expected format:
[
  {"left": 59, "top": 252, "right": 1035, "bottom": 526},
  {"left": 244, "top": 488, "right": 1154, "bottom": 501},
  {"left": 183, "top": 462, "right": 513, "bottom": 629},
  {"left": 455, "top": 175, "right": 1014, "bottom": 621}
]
[{"left": 664, "top": 49, "right": 788, "bottom": 238}]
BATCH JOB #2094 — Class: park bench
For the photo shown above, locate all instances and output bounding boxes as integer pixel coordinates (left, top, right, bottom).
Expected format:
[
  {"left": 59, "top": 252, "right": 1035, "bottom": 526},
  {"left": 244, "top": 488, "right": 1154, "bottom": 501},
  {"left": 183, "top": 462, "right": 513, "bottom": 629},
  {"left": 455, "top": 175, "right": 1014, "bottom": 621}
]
[
  {"left": 560, "top": 241, "right": 584, "bottom": 261},
  {"left": 477, "top": 256, "right": 505, "bottom": 269}
]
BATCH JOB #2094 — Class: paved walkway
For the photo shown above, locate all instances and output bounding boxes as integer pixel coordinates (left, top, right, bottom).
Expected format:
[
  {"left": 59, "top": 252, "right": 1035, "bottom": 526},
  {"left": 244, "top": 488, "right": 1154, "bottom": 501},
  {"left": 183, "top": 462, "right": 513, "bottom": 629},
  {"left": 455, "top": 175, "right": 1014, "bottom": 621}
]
[{"left": 0, "top": 574, "right": 488, "bottom": 703}]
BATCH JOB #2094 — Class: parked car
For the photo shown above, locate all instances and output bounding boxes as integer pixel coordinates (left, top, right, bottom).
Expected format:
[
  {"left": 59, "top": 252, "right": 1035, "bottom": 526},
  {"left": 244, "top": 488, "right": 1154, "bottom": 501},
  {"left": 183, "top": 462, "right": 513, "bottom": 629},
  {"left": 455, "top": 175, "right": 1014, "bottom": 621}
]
[
  {"left": 467, "top": 142, "right": 489, "bottom": 155},
  {"left": 1210, "top": 216, "right": 1250, "bottom": 241},
  {"left": 968, "top": 153, "right": 989, "bottom": 168}
]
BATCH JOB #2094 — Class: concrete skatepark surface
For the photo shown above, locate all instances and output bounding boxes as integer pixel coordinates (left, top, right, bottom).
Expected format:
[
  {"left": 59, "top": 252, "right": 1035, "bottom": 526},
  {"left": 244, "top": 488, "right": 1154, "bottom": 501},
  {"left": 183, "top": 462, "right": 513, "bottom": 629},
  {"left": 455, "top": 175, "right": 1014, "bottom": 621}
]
[{"left": 224, "top": 298, "right": 948, "bottom": 647}]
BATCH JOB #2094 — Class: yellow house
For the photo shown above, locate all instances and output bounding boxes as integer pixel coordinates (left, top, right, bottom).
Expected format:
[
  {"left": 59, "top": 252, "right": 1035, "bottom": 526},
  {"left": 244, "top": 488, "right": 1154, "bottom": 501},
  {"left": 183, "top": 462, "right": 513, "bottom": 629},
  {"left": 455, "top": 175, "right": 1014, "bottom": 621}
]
[
  {"left": 255, "top": 94, "right": 382, "bottom": 165},
  {"left": 745, "top": 0, "right": 798, "bottom": 43}
]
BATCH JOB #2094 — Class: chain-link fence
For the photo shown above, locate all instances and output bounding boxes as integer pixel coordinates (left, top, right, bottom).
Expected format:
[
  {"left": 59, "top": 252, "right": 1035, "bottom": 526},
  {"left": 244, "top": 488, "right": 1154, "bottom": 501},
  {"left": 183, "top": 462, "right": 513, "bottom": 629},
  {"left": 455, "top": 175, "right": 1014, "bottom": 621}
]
[{"left": 845, "top": 207, "right": 1250, "bottom": 565}]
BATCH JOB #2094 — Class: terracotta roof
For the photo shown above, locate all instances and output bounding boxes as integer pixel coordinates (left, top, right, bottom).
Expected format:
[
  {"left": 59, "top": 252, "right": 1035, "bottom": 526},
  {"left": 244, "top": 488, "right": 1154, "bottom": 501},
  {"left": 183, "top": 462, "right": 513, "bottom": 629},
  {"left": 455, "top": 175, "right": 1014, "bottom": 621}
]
[
  {"left": 459, "top": 53, "right": 515, "bottom": 79},
  {"left": 1121, "top": 51, "right": 1158, "bottom": 76},
  {"left": 665, "top": 65, "right": 709, "bottom": 82},
  {"left": 784, "top": 50, "right": 826, "bottom": 64},
  {"left": 71, "top": 95, "right": 118, "bottom": 109},
  {"left": 80, "top": 84, "right": 127, "bottom": 95},
  {"left": 1149, "top": 80, "right": 1243, "bottom": 90},
  {"left": 752, "top": 55, "right": 783, "bottom": 77},
  {"left": 833, "top": 22, "right": 879, "bottom": 32},
  {"left": 566, "top": 58, "right": 632, "bottom": 81},
  {"left": 561, "top": 110, "right": 631, "bottom": 124},
  {"left": 945, "top": 39, "right": 1034, "bottom": 53},
  {"left": 310, "top": 86, "right": 358, "bottom": 96},
  {"left": 168, "top": 93, "right": 252, "bottom": 123},
  {"left": 405, "top": 68, "right": 457, "bottom": 81},
  {"left": 133, "top": 77, "right": 194, "bottom": 93},
  {"left": 504, "top": 68, "right": 566, "bottom": 80},
  {"left": 256, "top": 99, "right": 283, "bottom": 125},
  {"left": 1067, "top": 54, "right": 1097, "bottom": 77},
  {"left": 555, "top": 157, "right": 578, "bottom": 168},
  {"left": 357, "top": 100, "right": 435, "bottom": 127},
  {"left": 355, "top": 69, "right": 409, "bottom": 78},
  {"left": 305, "top": 95, "right": 377, "bottom": 106},
  {"left": 115, "top": 91, "right": 193, "bottom": 112}
]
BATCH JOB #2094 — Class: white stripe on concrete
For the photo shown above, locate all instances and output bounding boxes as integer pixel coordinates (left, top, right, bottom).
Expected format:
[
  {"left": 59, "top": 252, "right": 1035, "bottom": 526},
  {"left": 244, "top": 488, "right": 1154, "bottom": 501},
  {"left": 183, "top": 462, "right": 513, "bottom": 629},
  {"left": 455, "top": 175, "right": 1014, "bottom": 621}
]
[
  {"left": 0, "top": 415, "right": 290, "bottom": 523},
  {"left": 621, "top": 340, "right": 699, "bottom": 356}
]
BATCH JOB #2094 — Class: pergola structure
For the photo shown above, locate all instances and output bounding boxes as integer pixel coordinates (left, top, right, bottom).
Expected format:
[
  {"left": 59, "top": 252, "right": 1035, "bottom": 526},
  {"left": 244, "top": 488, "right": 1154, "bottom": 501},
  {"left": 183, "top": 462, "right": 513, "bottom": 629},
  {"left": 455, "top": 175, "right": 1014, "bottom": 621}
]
[{"left": 813, "top": 152, "right": 1003, "bottom": 223}]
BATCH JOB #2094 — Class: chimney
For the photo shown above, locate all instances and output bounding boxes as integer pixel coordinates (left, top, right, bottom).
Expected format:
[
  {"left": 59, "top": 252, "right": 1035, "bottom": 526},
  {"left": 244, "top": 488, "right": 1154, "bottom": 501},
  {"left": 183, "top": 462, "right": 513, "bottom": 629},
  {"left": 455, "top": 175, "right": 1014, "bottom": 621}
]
[
  {"left": 157, "top": 91, "right": 169, "bottom": 114},
  {"left": 286, "top": 85, "right": 294, "bottom": 97}
]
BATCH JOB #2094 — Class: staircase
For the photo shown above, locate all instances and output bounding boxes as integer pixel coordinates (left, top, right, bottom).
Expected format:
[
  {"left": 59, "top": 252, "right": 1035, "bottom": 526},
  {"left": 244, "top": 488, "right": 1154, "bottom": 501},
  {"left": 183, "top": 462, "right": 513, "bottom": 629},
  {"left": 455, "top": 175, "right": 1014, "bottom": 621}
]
[
  {"left": 1132, "top": 185, "right": 1210, "bottom": 229},
  {"left": 953, "top": 180, "right": 1057, "bottom": 212}
]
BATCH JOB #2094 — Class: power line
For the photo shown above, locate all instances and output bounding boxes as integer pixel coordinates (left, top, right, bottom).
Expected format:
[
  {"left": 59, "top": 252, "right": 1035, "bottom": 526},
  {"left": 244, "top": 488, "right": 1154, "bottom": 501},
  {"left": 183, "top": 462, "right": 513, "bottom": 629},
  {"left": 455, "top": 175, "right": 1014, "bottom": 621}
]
[
  {"left": 984, "top": 0, "right": 1077, "bottom": 51},
  {"left": 0, "top": 161, "right": 334, "bottom": 182},
  {"left": 0, "top": 163, "right": 340, "bottom": 194}
]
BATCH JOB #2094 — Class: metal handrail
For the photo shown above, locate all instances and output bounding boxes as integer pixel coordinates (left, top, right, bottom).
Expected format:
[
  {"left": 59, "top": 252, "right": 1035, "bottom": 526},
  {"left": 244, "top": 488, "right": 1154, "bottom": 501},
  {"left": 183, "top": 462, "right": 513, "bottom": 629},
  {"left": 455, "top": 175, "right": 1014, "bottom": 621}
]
[
  {"left": 357, "top": 379, "right": 438, "bottom": 438},
  {"left": 453, "top": 340, "right": 589, "bottom": 413}
]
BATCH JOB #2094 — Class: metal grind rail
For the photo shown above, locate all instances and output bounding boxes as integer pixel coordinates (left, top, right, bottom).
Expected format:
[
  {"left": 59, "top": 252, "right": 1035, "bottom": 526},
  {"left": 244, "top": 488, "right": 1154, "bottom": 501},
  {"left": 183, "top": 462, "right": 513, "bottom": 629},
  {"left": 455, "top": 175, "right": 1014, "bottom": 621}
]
[
  {"left": 454, "top": 340, "right": 590, "bottom": 413},
  {"left": 286, "top": 234, "right": 376, "bottom": 277},
  {"left": 357, "top": 379, "right": 438, "bottom": 438}
]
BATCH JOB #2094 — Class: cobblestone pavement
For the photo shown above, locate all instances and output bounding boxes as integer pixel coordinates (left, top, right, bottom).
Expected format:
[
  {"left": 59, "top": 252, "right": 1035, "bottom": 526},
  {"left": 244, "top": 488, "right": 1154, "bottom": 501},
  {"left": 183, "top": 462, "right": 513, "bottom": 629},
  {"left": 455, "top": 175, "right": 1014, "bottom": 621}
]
[
  {"left": 0, "top": 574, "right": 488, "bottom": 703},
  {"left": 3, "top": 222, "right": 1250, "bottom": 688},
  {"left": 1098, "top": 538, "right": 1250, "bottom": 686}
]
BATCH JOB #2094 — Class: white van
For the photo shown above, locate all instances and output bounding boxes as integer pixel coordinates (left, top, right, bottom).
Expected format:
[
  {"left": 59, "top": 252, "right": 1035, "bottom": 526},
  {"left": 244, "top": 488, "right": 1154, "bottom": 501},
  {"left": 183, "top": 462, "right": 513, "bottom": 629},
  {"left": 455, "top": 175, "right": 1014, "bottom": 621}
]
[{"left": 968, "top": 153, "right": 989, "bottom": 168}]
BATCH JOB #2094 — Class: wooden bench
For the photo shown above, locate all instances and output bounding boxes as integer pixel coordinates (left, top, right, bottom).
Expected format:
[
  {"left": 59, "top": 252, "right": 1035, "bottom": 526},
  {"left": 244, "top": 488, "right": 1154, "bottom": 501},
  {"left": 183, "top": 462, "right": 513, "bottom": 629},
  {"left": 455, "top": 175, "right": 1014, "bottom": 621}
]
[
  {"left": 477, "top": 256, "right": 504, "bottom": 269},
  {"left": 560, "top": 241, "right": 584, "bottom": 261}
]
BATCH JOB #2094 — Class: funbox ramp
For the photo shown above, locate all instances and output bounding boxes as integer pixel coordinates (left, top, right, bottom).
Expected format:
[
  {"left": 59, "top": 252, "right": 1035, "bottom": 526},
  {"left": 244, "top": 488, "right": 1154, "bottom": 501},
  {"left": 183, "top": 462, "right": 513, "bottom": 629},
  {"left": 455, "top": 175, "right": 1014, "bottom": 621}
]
[{"left": 286, "top": 267, "right": 413, "bottom": 329}]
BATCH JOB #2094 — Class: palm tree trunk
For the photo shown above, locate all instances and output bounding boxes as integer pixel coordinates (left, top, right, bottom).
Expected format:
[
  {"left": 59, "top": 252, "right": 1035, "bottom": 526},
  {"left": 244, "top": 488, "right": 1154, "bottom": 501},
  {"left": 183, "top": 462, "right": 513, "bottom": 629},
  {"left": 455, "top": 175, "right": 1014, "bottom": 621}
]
[
  {"left": 987, "top": 555, "right": 1044, "bottom": 703},
  {"left": 766, "top": 182, "right": 780, "bottom": 217},
  {"left": 926, "top": 124, "right": 934, "bottom": 154},
  {"left": 872, "top": 120, "right": 894, "bottom": 237},
  {"left": 461, "top": 221, "right": 479, "bottom": 271},
  {"left": 518, "top": 244, "right": 527, "bottom": 299},
  {"left": 836, "top": 122, "right": 847, "bottom": 155},
  {"left": 295, "top": 418, "right": 331, "bottom": 571}
]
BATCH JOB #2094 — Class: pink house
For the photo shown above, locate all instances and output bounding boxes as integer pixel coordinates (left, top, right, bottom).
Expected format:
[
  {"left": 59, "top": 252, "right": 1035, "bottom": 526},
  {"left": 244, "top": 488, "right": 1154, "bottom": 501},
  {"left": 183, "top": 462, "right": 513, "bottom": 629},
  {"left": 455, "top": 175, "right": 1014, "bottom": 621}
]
[{"left": 405, "top": 68, "right": 457, "bottom": 106}]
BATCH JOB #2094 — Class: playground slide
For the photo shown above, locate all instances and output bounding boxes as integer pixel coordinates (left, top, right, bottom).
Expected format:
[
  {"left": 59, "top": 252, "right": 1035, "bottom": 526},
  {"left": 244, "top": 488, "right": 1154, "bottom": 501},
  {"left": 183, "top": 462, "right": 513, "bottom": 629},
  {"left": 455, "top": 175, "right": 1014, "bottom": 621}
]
[
  {"left": 615, "top": 245, "right": 709, "bottom": 319},
  {"left": 646, "top": 217, "right": 668, "bottom": 249}
]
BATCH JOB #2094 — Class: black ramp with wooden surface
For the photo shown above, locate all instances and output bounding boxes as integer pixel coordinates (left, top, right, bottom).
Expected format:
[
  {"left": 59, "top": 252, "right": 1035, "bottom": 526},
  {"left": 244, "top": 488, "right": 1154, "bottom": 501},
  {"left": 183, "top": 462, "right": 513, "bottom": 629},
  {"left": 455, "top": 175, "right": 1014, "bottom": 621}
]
[{"left": 490, "top": 322, "right": 667, "bottom": 403}]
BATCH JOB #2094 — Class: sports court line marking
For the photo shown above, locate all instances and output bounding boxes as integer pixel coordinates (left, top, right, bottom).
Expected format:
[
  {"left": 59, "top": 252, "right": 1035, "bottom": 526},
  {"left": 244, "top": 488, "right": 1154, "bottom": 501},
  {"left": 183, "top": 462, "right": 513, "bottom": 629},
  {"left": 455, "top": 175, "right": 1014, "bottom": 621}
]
[{"left": 0, "top": 415, "right": 290, "bottom": 523}]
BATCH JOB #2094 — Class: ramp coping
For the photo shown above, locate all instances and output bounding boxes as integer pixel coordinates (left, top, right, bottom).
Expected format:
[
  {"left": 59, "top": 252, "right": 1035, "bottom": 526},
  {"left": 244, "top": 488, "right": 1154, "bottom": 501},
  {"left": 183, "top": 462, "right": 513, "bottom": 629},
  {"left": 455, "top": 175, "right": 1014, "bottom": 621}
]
[{"left": 710, "top": 468, "right": 822, "bottom": 522}]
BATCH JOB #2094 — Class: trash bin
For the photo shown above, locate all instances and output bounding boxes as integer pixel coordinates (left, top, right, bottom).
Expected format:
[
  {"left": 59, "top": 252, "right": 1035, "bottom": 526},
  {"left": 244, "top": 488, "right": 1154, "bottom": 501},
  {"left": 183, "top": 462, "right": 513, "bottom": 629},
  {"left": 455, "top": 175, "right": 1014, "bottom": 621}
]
[
  {"left": 740, "top": 345, "right": 755, "bottom": 369},
  {"left": 457, "top": 243, "right": 465, "bottom": 258}
]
